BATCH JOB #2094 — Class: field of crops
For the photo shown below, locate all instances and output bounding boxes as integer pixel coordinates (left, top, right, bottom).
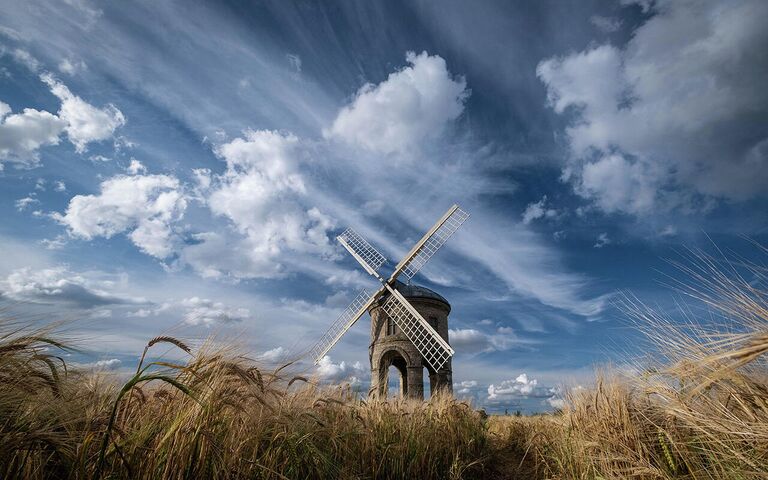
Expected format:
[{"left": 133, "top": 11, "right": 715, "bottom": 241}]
[{"left": 2, "top": 252, "right": 766, "bottom": 479}]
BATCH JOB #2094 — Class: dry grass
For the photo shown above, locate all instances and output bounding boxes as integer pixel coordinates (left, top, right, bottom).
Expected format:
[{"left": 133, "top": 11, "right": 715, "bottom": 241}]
[
  {"left": 1, "top": 247, "right": 767, "bottom": 479},
  {"left": 488, "top": 247, "right": 768, "bottom": 479},
  {"left": 0, "top": 328, "right": 490, "bottom": 479}
]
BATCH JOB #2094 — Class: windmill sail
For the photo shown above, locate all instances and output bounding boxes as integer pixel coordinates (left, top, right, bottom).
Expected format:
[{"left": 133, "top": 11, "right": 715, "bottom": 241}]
[
  {"left": 380, "top": 286, "right": 454, "bottom": 372},
  {"left": 388, "top": 205, "right": 469, "bottom": 282},
  {"left": 310, "top": 288, "right": 379, "bottom": 364},
  {"left": 337, "top": 228, "right": 387, "bottom": 277},
  {"left": 313, "top": 204, "right": 468, "bottom": 371}
]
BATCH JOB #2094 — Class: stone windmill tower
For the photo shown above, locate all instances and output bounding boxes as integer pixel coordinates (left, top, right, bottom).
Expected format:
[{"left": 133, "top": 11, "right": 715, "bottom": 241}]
[
  {"left": 369, "top": 280, "right": 452, "bottom": 399},
  {"left": 309, "top": 205, "right": 468, "bottom": 400}
]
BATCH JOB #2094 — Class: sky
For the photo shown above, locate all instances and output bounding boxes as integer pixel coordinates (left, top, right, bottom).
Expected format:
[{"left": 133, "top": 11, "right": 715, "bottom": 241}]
[{"left": 0, "top": 0, "right": 766, "bottom": 413}]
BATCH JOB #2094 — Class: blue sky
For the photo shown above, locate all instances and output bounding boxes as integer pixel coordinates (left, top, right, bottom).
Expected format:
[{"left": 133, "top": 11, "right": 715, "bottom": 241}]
[{"left": 0, "top": 0, "right": 766, "bottom": 413}]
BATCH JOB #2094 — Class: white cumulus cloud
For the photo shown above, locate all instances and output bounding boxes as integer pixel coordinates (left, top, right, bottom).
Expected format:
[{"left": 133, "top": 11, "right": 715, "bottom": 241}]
[
  {"left": 486, "top": 373, "right": 561, "bottom": 406},
  {"left": 1, "top": 72, "right": 126, "bottom": 168},
  {"left": 485, "top": 374, "right": 564, "bottom": 411},
  {"left": 0, "top": 101, "right": 65, "bottom": 169},
  {"left": 521, "top": 196, "right": 559, "bottom": 224},
  {"left": 93, "top": 358, "right": 121, "bottom": 370},
  {"left": 126, "top": 158, "right": 147, "bottom": 174},
  {"left": 325, "top": 51, "right": 469, "bottom": 155},
  {"left": 593, "top": 232, "right": 611, "bottom": 248},
  {"left": 41, "top": 73, "right": 125, "bottom": 153},
  {"left": 538, "top": 0, "right": 768, "bottom": 214},
  {"left": 179, "top": 296, "right": 250, "bottom": 326},
  {"left": 183, "top": 130, "right": 336, "bottom": 279},
  {"left": 316, "top": 356, "right": 367, "bottom": 386},
  {"left": 1, "top": 266, "right": 135, "bottom": 308},
  {"left": 15, "top": 196, "right": 40, "bottom": 211},
  {"left": 449, "top": 327, "right": 517, "bottom": 354},
  {"left": 488, "top": 373, "right": 539, "bottom": 398},
  {"left": 257, "top": 346, "right": 286, "bottom": 363},
  {"left": 454, "top": 379, "right": 478, "bottom": 395},
  {"left": 54, "top": 174, "right": 187, "bottom": 258}
]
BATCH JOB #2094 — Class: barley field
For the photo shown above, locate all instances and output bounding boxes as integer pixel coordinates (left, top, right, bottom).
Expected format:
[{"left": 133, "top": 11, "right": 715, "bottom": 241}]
[{"left": 2, "top": 251, "right": 767, "bottom": 479}]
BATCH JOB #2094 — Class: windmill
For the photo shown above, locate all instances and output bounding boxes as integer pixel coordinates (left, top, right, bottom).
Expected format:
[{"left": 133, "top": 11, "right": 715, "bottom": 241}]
[{"left": 310, "top": 204, "right": 469, "bottom": 397}]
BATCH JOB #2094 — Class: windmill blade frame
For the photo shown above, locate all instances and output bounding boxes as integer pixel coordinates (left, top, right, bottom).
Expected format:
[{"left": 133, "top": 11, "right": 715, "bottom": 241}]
[
  {"left": 381, "top": 284, "right": 454, "bottom": 372},
  {"left": 337, "top": 228, "right": 387, "bottom": 278},
  {"left": 310, "top": 288, "right": 382, "bottom": 364},
  {"left": 311, "top": 203, "right": 468, "bottom": 368},
  {"left": 387, "top": 205, "right": 470, "bottom": 283}
]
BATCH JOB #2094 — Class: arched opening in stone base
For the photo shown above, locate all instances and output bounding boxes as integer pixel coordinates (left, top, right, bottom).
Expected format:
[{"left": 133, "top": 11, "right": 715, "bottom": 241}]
[
  {"left": 426, "top": 364, "right": 451, "bottom": 398},
  {"left": 425, "top": 364, "right": 435, "bottom": 399},
  {"left": 378, "top": 350, "right": 409, "bottom": 398},
  {"left": 387, "top": 365, "right": 404, "bottom": 397}
]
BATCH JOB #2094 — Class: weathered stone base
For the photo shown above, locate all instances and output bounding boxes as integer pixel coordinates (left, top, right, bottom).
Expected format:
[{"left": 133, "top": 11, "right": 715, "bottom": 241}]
[{"left": 368, "top": 285, "right": 453, "bottom": 400}]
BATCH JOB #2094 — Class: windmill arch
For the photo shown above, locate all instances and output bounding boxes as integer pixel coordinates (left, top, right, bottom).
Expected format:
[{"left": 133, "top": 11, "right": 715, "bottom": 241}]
[{"left": 378, "top": 347, "right": 410, "bottom": 397}]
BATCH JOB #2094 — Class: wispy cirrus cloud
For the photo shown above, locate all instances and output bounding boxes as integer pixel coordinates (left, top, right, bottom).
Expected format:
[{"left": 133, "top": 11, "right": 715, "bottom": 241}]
[
  {"left": 2, "top": 0, "right": 725, "bottom": 414},
  {"left": 3, "top": 3, "right": 610, "bottom": 325}
]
